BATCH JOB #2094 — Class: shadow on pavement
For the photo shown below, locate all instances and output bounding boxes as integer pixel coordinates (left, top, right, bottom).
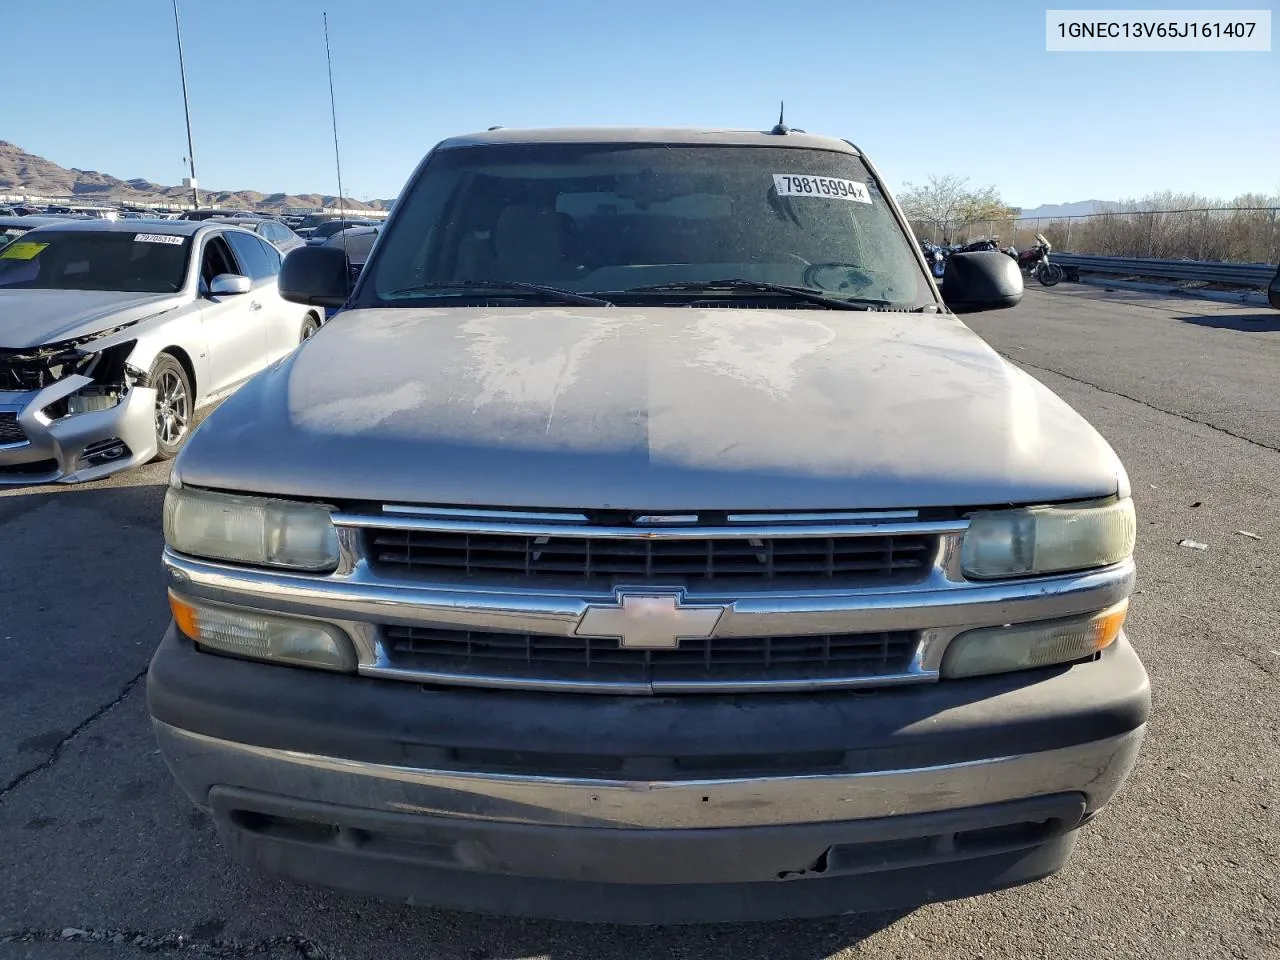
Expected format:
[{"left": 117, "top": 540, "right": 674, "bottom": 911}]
[
  {"left": 1177, "top": 312, "right": 1280, "bottom": 332},
  {"left": 402, "top": 907, "right": 916, "bottom": 959}
]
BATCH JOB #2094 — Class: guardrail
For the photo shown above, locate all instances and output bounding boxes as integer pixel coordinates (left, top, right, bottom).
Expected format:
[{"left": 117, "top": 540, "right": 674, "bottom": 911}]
[{"left": 1051, "top": 253, "right": 1276, "bottom": 288}]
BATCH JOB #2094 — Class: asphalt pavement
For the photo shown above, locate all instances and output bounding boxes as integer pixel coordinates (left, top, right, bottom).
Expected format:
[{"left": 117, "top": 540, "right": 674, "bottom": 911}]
[{"left": 1, "top": 285, "right": 1277, "bottom": 959}]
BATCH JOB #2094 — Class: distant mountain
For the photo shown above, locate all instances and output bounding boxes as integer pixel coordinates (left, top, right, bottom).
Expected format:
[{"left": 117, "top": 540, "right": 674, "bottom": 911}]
[
  {"left": 0, "top": 141, "right": 396, "bottom": 212},
  {"left": 1016, "top": 200, "right": 1109, "bottom": 219}
]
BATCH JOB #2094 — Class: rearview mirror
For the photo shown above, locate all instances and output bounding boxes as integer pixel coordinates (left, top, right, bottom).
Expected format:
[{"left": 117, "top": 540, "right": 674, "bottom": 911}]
[
  {"left": 279, "top": 245, "right": 350, "bottom": 308},
  {"left": 209, "top": 273, "right": 251, "bottom": 296},
  {"left": 941, "top": 251, "right": 1024, "bottom": 314},
  {"left": 1268, "top": 265, "right": 1280, "bottom": 311}
]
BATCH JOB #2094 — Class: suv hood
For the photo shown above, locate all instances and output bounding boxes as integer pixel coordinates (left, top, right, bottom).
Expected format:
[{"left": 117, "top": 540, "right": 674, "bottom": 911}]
[
  {"left": 176, "top": 306, "right": 1126, "bottom": 510},
  {"left": 0, "top": 289, "right": 182, "bottom": 349}
]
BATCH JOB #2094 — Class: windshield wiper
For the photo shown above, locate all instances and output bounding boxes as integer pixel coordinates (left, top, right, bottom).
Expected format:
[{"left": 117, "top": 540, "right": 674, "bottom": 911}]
[
  {"left": 382, "top": 280, "right": 612, "bottom": 307},
  {"left": 617, "top": 279, "right": 891, "bottom": 311}
]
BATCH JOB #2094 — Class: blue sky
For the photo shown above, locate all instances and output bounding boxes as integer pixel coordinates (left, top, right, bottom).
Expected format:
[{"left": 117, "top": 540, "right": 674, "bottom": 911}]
[{"left": 5, "top": 0, "right": 1277, "bottom": 206}]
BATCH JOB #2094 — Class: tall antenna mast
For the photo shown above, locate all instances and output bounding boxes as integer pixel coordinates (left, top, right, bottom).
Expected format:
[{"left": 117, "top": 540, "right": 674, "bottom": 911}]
[
  {"left": 323, "top": 11, "right": 351, "bottom": 295},
  {"left": 172, "top": 0, "right": 200, "bottom": 209}
]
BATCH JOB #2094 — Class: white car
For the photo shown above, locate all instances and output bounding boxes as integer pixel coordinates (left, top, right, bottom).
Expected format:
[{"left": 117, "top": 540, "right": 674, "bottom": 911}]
[{"left": 0, "top": 219, "right": 322, "bottom": 483}]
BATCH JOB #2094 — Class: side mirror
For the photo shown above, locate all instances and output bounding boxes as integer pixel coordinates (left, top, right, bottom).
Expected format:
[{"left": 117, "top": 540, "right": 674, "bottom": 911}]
[
  {"left": 941, "top": 250, "right": 1024, "bottom": 314},
  {"left": 1268, "top": 265, "right": 1280, "bottom": 311},
  {"left": 209, "top": 273, "right": 251, "bottom": 296},
  {"left": 279, "top": 245, "right": 350, "bottom": 308}
]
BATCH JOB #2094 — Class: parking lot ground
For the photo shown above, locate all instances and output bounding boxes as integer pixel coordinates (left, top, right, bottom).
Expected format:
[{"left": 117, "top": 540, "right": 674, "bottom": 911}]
[{"left": 1, "top": 286, "right": 1278, "bottom": 959}]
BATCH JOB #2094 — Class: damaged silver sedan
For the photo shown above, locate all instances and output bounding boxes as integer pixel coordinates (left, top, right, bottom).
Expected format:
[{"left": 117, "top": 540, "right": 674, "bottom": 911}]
[{"left": 0, "top": 220, "right": 322, "bottom": 484}]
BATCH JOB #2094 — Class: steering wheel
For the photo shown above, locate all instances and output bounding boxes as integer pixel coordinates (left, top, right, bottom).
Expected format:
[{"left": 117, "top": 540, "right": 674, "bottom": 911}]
[{"left": 803, "top": 261, "right": 877, "bottom": 292}]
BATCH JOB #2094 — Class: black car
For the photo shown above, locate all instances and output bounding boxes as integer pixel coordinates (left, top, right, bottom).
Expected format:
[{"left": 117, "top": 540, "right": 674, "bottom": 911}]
[
  {"left": 304, "top": 218, "right": 377, "bottom": 246},
  {"left": 320, "top": 224, "right": 382, "bottom": 315},
  {"left": 1269, "top": 263, "right": 1280, "bottom": 310}
]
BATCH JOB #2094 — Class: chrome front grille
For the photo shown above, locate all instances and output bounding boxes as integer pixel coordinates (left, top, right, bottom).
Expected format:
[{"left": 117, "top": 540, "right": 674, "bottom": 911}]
[
  {"left": 384, "top": 624, "right": 919, "bottom": 691},
  {"left": 321, "top": 507, "right": 975, "bottom": 694},
  {"left": 365, "top": 527, "right": 937, "bottom": 587},
  {"left": 0, "top": 413, "right": 27, "bottom": 445}
]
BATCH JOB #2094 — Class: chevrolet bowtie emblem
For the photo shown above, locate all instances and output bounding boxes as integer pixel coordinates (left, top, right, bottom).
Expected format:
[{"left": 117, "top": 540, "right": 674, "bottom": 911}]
[{"left": 575, "top": 591, "right": 725, "bottom": 650}]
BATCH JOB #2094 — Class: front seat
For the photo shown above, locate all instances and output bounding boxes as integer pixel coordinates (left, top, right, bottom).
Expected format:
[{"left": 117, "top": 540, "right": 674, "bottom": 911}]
[{"left": 491, "top": 205, "right": 577, "bottom": 282}]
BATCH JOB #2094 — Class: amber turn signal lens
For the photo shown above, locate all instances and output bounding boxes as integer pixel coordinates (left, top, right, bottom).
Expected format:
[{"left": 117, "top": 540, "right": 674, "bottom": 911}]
[
  {"left": 169, "top": 590, "right": 200, "bottom": 639},
  {"left": 942, "top": 598, "right": 1129, "bottom": 679}
]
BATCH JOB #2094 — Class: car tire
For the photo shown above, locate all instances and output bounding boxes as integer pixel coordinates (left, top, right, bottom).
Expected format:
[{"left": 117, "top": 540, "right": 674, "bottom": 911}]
[
  {"left": 300, "top": 314, "right": 320, "bottom": 342},
  {"left": 149, "top": 353, "right": 193, "bottom": 461}
]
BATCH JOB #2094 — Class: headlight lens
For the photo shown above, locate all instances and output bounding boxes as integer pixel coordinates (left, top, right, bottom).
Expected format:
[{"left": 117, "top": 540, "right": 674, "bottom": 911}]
[
  {"left": 169, "top": 591, "right": 355, "bottom": 672},
  {"left": 941, "top": 599, "right": 1128, "bottom": 679},
  {"left": 961, "top": 498, "right": 1135, "bottom": 579},
  {"left": 66, "top": 386, "right": 124, "bottom": 416},
  {"left": 163, "top": 486, "right": 339, "bottom": 571}
]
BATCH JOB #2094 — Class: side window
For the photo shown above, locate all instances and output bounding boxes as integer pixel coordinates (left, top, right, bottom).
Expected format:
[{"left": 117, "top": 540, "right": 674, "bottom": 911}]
[
  {"left": 224, "top": 230, "right": 273, "bottom": 280},
  {"left": 260, "top": 222, "right": 279, "bottom": 242},
  {"left": 255, "top": 235, "right": 282, "bottom": 273},
  {"left": 199, "top": 234, "right": 242, "bottom": 293}
]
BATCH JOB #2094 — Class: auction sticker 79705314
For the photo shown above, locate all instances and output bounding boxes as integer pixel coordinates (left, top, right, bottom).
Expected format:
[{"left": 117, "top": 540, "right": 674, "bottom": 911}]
[
  {"left": 773, "top": 174, "right": 872, "bottom": 203},
  {"left": 134, "top": 234, "right": 185, "bottom": 245}
]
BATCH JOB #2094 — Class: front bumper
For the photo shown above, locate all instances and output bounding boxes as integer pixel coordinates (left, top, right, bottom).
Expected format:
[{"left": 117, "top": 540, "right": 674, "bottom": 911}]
[
  {"left": 148, "top": 624, "right": 1149, "bottom": 922},
  {"left": 0, "top": 381, "right": 157, "bottom": 484}
]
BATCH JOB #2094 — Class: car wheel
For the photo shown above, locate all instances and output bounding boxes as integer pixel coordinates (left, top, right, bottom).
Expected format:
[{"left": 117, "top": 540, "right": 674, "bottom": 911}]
[
  {"left": 1039, "top": 263, "right": 1065, "bottom": 287},
  {"left": 149, "top": 353, "right": 193, "bottom": 460},
  {"left": 300, "top": 314, "right": 320, "bottom": 342}
]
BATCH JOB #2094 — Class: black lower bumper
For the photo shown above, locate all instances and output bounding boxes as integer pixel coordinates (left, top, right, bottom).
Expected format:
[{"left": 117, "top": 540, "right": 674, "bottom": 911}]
[
  {"left": 212, "top": 786, "right": 1086, "bottom": 924},
  {"left": 147, "top": 624, "right": 1149, "bottom": 922}
]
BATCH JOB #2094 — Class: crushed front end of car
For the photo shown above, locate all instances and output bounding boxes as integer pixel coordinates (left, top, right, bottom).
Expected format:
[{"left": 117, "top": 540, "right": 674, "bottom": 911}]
[{"left": 0, "top": 330, "right": 158, "bottom": 483}]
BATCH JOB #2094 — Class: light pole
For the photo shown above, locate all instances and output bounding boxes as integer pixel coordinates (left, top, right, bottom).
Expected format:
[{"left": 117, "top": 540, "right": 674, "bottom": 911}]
[{"left": 172, "top": 0, "right": 200, "bottom": 210}]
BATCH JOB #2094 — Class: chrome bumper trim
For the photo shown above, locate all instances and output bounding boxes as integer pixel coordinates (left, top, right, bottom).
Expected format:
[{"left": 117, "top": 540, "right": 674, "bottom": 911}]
[
  {"left": 153, "top": 721, "right": 1146, "bottom": 829},
  {"left": 333, "top": 512, "right": 969, "bottom": 540},
  {"left": 164, "top": 548, "right": 1134, "bottom": 690}
]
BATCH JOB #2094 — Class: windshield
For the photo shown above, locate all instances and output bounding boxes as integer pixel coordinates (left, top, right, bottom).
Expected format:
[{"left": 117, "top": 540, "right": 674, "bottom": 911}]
[
  {"left": 0, "top": 230, "right": 191, "bottom": 292},
  {"left": 362, "top": 143, "right": 932, "bottom": 308}
]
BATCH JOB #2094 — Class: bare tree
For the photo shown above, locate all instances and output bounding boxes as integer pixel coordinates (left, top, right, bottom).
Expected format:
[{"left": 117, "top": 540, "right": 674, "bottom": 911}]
[{"left": 898, "top": 175, "right": 1014, "bottom": 239}]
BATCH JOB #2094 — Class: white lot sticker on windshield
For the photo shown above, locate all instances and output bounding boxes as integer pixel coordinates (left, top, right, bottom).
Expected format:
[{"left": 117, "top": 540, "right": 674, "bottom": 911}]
[
  {"left": 134, "top": 233, "right": 184, "bottom": 245},
  {"left": 773, "top": 174, "right": 872, "bottom": 204}
]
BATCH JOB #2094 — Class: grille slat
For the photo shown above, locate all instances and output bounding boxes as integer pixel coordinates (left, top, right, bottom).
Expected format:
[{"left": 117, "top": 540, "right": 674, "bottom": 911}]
[
  {"left": 368, "top": 529, "right": 936, "bottom": 586},
  {"left": 0, "top": 413, "right": 28, "bottom": 445},
  {"left": 385, "top": 625, "right": 918, "bottom": 686}
]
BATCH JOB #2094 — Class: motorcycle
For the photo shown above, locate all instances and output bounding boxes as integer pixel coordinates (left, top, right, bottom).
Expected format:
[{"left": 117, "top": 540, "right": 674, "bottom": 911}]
[
  {"left": 1017, "top": 234, "right": 1064, "bottom": 286},
  {"left": 920, "top": 240, "right": 947, "bottom": 278}
]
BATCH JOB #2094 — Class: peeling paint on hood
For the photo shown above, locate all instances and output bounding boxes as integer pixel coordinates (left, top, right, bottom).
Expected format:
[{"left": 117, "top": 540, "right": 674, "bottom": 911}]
[{"left": 175, "top": 306, "right": 1126, "bottom": 511}]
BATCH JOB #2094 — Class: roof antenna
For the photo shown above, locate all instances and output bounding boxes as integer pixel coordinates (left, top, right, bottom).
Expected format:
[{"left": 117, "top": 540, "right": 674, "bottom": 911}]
[
  {"left": 323, "top": 11, "right": 351, "bottom": 302},
  {"left": 771, "top": 101, "right": 790, "bottom": 136}
]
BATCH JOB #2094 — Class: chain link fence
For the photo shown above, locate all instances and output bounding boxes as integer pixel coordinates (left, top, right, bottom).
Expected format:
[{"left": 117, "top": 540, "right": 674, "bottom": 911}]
[{"left": 911, "top": 206, "right": 1280, "bottom": 265}]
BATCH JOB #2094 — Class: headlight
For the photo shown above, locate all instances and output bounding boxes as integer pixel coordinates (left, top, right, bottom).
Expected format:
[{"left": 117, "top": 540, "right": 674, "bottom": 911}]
[
  {"left": 961, "top": 498, "right": 1135, "bottom": 579},
  {"left": 169, "top": 591, "right": 355, "bottom": 672},
  {"left": 941, "top": 599, "right": 1128, "bottom": 679},
  {"left": 163, "top": 485, "right": 339, "bottom": 571},
  {"left": 66, "top": 386, "right": 124, "bottom": 415}
]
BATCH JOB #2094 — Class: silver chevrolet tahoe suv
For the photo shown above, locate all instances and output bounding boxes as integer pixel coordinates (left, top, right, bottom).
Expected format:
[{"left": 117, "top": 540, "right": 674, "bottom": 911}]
[{"left": 148, "top": 127, "right": 1149, "bottom": 924}]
